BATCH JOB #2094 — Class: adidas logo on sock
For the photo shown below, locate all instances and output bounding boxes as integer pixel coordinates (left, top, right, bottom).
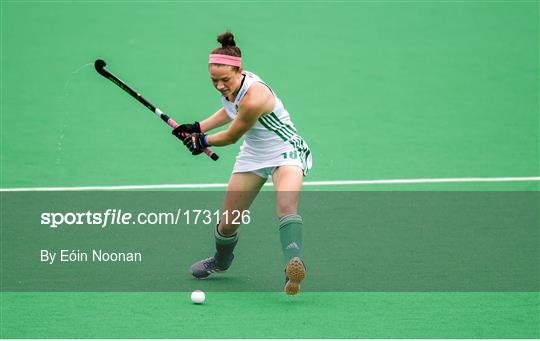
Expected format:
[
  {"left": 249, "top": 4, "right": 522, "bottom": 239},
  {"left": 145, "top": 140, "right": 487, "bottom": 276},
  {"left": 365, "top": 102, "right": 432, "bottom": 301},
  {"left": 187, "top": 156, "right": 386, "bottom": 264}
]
[{"left": 286, "top": 242, "right": 299, "bottom": 250}]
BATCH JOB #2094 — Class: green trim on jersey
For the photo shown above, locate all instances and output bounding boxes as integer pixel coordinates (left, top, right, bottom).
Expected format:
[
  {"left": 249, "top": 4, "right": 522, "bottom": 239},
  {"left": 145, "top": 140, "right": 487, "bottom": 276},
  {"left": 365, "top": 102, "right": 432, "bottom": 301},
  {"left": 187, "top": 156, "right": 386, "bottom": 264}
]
[{"left": 258, "top": 113, "right": 311, "bottom": 173}]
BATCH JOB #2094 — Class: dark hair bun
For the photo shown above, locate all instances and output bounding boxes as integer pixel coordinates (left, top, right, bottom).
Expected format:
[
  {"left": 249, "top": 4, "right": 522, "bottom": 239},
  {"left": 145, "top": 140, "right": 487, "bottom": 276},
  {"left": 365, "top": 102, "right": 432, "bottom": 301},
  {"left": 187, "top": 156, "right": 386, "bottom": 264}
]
[{"left": 217, "top": 31, "right": 236, "bottom": 48}]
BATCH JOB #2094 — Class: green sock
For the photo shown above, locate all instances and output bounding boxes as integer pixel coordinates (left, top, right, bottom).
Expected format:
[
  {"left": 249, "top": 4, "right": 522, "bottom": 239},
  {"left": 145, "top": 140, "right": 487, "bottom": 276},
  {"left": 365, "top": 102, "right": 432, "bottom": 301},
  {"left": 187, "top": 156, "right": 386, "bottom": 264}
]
[
  {"left": 214, "top": 224, "right": 238, "bottom": 267},
  {"left": 279, "top": 214, "right": 303, "bottom": 265}
]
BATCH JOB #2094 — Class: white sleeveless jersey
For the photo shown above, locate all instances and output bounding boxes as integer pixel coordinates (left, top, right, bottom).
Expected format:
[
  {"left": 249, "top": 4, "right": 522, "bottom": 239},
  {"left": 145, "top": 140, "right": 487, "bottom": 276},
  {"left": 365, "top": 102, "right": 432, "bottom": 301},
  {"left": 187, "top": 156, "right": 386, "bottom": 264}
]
[{"left": 221, "top": 71, "right": 311, "bottom": 174}]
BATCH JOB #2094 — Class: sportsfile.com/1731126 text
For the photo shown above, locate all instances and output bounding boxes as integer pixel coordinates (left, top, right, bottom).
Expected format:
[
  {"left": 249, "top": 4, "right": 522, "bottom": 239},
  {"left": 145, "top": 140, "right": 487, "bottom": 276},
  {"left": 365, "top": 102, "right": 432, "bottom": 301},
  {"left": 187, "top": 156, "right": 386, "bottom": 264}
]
[{"left": 40, "top": 209, "right": 251, "bottom": 228}]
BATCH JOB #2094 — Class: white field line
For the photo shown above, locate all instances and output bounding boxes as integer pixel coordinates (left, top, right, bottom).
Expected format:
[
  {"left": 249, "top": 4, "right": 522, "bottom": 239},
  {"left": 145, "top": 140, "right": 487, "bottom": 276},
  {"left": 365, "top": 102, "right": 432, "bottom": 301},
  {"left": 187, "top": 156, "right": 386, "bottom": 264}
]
[{"left": 0, "top": 177, "right": 539, "bottom": 192}]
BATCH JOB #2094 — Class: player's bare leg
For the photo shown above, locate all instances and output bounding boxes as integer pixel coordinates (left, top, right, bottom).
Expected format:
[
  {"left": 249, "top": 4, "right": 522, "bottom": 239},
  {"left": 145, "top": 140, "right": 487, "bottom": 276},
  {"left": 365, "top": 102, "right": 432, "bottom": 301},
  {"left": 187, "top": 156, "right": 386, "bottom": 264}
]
[
  {"left": 272, "top": 165, "right": 306, "bottom": 295},
  {"left": 219, "top": 171, "right": 267, "bottom": 235}
]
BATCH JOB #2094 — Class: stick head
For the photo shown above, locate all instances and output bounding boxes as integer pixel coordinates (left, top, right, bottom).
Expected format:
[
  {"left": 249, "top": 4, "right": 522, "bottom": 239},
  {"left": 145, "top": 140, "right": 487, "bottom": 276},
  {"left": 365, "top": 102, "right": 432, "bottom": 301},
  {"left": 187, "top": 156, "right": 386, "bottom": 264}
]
[{"left": 94, "top": 59, "right": 106, "bottom": 71}]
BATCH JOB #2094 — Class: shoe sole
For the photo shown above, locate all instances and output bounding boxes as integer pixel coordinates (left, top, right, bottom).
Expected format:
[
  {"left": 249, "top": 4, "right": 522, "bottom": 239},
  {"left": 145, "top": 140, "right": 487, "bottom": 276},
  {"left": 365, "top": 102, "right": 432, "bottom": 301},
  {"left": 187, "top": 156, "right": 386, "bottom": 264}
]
[{"left": 284, "top": 257, "right": 306, "bottom": 295}]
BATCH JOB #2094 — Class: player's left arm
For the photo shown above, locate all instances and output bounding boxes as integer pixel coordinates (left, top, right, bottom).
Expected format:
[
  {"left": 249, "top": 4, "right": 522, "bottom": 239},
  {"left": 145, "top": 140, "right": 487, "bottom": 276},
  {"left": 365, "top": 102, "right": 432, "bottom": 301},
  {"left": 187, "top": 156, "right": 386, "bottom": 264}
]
[{"left": 206, "top": 83, "right": 275, "bottom": 146}]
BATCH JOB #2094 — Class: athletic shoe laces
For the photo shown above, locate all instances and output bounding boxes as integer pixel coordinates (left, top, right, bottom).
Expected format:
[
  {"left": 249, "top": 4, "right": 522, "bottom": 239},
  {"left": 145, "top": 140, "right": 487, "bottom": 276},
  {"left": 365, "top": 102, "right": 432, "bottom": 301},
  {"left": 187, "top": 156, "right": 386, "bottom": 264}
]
[{"left": 202, "top": 257, "right": 217, "bottom": 270}]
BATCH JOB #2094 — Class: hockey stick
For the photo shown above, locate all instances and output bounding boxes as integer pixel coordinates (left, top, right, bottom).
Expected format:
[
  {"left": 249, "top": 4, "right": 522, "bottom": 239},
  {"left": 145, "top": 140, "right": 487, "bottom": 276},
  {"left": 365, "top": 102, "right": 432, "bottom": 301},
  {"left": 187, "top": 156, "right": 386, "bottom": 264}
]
[{"left": 94, "top": 59, "right": 219, "bottom": 161}]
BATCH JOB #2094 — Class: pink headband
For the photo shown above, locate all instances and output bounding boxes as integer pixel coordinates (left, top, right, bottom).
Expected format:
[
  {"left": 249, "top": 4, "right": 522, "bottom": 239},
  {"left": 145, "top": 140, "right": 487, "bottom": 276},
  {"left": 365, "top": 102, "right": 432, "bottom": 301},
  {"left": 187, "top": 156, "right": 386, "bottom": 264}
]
[{"left": 209, "top": 54, "right": 242, "bottom": 67}]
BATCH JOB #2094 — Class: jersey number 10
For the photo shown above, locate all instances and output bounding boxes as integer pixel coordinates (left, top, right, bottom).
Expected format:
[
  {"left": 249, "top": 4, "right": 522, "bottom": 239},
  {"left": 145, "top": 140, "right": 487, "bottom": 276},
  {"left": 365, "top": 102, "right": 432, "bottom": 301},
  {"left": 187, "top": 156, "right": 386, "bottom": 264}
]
[{"left": 282, "top": 151, "right": 298, "bottom": 160}]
